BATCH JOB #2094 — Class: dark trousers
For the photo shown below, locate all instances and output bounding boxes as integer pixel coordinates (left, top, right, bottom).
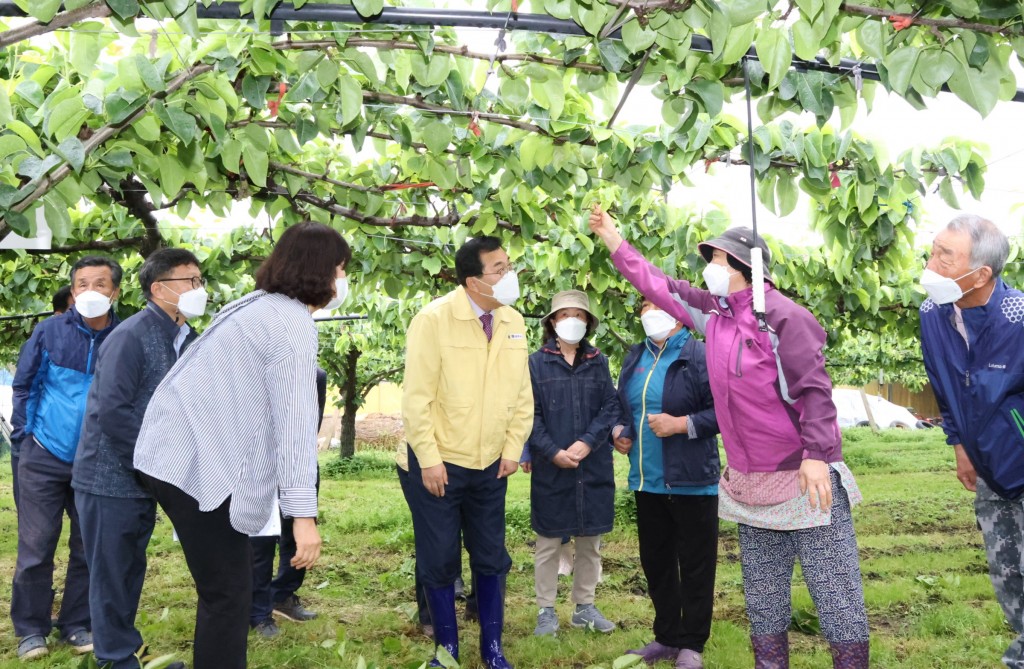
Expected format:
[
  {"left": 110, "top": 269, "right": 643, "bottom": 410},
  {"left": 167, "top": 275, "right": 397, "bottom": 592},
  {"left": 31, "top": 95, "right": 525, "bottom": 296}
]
[
  {"left": 249, "top": 530, "right": 306, "bottom": 625},
  {"left": 406, "top": 450, "right": 512, "bottom": 588},
  {"left": 77, "top": 492, "right": 156, "bottom": 669},
  {"left": 635, "top": 492, "right": 719, "bottom": 653},
  {"left": 250, "top": 469, "right": 320, "bottom": 624},
  {"left": 11, "top": 442, "right": 90, "bottom": 638},
  {"left": 142, "top": 474, "right": 251, "bottom": 669}
]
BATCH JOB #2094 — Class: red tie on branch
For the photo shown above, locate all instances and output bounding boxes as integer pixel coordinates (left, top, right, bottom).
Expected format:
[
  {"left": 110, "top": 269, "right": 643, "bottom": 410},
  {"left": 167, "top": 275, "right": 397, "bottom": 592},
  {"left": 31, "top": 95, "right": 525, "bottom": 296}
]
[
  {"left": 889, "top": 14, "right": 914, "bottom": 31},
  {"left": 378, "top": 182, "right": 436, "bottom": 191},
  {"left": 268, "top": 82, "right": 287, "bottom": 117}
]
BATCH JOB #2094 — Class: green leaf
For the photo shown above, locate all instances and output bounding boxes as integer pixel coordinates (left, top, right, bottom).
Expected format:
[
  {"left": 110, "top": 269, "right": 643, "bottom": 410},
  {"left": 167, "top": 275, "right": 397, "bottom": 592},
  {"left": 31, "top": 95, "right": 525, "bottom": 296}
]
[
  {"left": 7, "top": 120, "right": 43, "bottom": 154},
  {"left": 855, "top": 18, "right": 884, "bottom": 61},
  {"left": 242, "top": 75, "right": 271, "bottom": 109},
  {"left": 244, "top": 123, "right": 271, "bottom": 151},
  {"left": 612, "top": 654, "right": 644, "bottom": 669},
  {"left": 27, "top": 0, "right": 61, "bottom": 21},
  {"left": 42, "top": 196, "right": 71, "bottom": 243},
  {"left": 337, "top": 73, "right": 363, "bottom": 126},
  {"left": 621, "top": 19, "right": 658, "bottom": 53},
  {"left": 104, "top": 89, "right": 145, "bottom": 124},
  {"left": 55, "top": 138, "right": 85, "bottom": 173},
  {"left": 135, "top": 55, "right": 166, "bottom": 92},
  {"left": 422, "top": 120, "right": 452, "bottom": 155},
  {"left": 776, "top": 172, "right": 798, "bottom": 216},
  {"left": 719, "top": 21, "right": 757, "bottom": 65},
  {"left": 597, "top": 40, "right": 630, "bottom": 73},
  {"left": 499, "top": 77, "right": 529, "bottom": 108},
  {"left": 152, "top": 102, "right": 197, "bottom": 144},
  {"left": 45, "top": 97, "right": 87, "bottom": 141},
  {"left": 938, "top": 177, "right": 960, "bottom": 208},
  {"left": 947, "top": 58, "right": 1000, "bottom": 117},
  {"left": 242, "top": 145, "right": 269, "bottom": 187},
  {"left": 352, "top": 0, "right": 383, "bottom": 18},
  {"left": 422, "top": 256, "right": 442, "bottom": 275},
  {"left": 794, "top": 73, "right": 833, "bottom": 118},
  {"left": 532, "top": 75, "right": 565, "bottom": 121},
  {"left": 883, "top": 47, "right": 920, "bottom": 96},
  {"left": 106, "top": 0, "right": 140, "bottom": 20},
  {"left": 286, "top": 72, "right": 320, "bottom": 102},
  {"left": 317, "top": 59, "right": 340, "bottom": 89},
  {"left": 164, "top": 0, "right": 189, "bottom": 16},
  {"left": 755, "top": 28, "right": 792, "bottom": 90},
  {"left": 724, "top": 0, "right": 765, "bottom": 25},
  {"left": 158, "top": 152, "right": 186, "bottom": 198},
  {"left": 791, "top": 19, "right": 818, "bottom": 61},
  {"left": 686, "top": 80, "right": 723, "bottom": 118}
]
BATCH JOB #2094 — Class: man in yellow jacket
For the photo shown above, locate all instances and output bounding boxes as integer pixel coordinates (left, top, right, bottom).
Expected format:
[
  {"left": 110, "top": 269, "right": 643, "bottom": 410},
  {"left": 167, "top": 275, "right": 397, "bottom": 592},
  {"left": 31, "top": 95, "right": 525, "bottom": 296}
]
[{"left": 402, "top": 235, "right": 533, "bottom": 669}]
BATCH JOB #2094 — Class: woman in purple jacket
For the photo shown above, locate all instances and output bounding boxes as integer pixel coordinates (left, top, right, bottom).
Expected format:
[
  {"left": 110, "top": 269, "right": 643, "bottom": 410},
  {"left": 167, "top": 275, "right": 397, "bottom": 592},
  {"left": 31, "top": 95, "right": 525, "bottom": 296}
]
[{"left": 590, "top": 207, "right": 869, "bottom": 669}]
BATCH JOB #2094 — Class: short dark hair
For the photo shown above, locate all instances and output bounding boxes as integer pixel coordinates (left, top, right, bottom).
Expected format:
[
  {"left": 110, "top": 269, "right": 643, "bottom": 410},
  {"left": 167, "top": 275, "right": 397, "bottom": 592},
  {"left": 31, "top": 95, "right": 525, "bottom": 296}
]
[
  {"left": 255, "top": 222, "right": 352, "bottom": 307},
  {"left": 455, "top": 236, "right": 503, "bottom": 286},
  {"left": 71, "top": 256, "right": 123, "bottom": 287},
  {"left": 52, "top": 286, "right": 72, "bottom": 313},
  {"left": 542, "top": 312, "right": 596, "bottom": 343},
  {"left": 140, "top": 248, "right": 201, "bottom": 299},
  {"left": 726, "top": 254, "right": 753, "bottom": 284}
]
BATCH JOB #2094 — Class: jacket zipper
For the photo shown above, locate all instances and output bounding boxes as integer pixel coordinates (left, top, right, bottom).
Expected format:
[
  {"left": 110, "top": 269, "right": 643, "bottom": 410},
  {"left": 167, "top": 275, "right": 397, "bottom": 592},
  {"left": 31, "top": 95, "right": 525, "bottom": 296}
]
[
  {"left": 637, "top": 343, "right": 666, "bottom": 492},
  {"left": 734, "top": 338, "right": 744, "bottom": 377}
]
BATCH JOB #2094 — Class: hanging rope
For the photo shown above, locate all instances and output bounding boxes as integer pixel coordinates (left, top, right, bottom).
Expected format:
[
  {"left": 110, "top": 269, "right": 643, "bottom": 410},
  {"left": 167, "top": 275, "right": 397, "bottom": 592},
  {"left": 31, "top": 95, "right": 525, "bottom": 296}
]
[{"left": 742, "top": 57, "right": 768, "bottom": 332}]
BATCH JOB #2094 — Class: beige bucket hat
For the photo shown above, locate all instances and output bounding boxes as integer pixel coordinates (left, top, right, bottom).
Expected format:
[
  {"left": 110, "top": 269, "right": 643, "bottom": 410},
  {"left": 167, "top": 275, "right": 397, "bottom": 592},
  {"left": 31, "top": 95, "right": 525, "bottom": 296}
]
[{"left": 540, "top": 290, "right": 599, "bottom": 329}]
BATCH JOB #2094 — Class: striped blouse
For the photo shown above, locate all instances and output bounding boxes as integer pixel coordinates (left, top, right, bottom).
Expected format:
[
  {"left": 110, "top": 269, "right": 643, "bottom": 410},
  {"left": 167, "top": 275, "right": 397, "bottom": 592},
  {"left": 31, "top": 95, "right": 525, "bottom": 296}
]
[{"left": 134, "top": 290, "right": 319, "bottom": 534}]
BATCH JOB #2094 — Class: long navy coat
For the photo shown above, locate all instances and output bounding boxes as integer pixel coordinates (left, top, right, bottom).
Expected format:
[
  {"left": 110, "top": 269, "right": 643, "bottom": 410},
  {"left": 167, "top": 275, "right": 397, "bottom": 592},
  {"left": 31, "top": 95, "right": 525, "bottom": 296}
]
[{"left": 526, "top": 339, "right": 620, "bottom": 537}]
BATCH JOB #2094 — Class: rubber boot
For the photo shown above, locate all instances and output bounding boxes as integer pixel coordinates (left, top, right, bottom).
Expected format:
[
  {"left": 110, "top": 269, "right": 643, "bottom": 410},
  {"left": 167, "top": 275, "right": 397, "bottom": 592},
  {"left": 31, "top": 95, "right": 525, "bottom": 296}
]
[
  {"left": 476, "top": 573, "right": 513, "bottom": 669},
  {"left": 751, "top": 633, "right": 789, "bottom": 669},
  {"left": 424, "top": 585, "right": 458, "bottom": 668},
  {"left": 830, "top": 640, "right": 869, "bottom": 669}
]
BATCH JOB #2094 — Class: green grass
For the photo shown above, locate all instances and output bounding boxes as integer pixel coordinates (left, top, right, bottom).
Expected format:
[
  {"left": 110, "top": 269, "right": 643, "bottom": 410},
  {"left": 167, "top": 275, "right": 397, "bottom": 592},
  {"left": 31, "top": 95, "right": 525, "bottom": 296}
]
[{"left": 0, "top": 428, "right": 1012, "bottom": 668}]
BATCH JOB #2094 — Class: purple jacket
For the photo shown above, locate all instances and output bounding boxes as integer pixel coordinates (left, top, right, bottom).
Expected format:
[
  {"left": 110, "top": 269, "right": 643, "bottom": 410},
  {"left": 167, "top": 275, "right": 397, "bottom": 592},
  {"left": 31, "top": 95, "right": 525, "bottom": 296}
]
[{"left": 611, "top": 241, "right": 842, "bottom": 473}]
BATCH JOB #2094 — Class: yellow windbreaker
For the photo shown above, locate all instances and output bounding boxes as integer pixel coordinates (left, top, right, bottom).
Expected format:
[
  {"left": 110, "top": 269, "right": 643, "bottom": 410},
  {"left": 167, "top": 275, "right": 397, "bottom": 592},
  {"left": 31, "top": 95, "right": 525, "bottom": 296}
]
[{"left": 402, "top": 287, "right": 533, "bottom": 470}]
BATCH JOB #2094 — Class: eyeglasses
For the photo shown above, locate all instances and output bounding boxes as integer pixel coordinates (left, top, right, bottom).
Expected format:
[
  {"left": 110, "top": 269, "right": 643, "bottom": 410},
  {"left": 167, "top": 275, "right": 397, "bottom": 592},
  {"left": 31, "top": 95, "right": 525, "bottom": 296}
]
[
  {"left": 159, "top": 277, "right": 207, "bottom": 290},
  {"left": 481, "top": 264, "right": 516, "bottom": 278}
]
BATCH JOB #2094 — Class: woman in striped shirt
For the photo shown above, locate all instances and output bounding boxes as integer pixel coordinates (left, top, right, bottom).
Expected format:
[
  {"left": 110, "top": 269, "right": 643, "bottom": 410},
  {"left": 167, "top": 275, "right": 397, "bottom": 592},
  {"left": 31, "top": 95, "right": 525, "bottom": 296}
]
[{"left": 134, "top": 221, "right": 351, "bottom": 669}]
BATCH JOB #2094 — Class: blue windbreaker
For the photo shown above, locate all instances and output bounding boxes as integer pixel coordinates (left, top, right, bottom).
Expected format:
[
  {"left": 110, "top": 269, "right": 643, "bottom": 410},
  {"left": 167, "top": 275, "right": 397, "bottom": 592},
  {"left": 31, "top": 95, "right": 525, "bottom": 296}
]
[
  {"left": 920, "top": 279, "right": 1024, "bottom": 500},
  {"left": 11, "top": 305, "right": 120, "bottom": 463}
]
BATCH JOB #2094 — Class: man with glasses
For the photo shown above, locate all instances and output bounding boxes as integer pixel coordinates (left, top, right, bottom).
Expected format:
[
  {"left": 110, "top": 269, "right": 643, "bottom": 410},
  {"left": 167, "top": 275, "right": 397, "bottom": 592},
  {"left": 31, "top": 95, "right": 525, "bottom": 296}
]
[
  {"left": 71, "top": 249, "right": 207, "bottom": 669},
  {"left": 11, "top": 255, "right": 123, "bottom": 661},
  {"left": 402, "top": 236, "right": 533, "bottom": 669}
]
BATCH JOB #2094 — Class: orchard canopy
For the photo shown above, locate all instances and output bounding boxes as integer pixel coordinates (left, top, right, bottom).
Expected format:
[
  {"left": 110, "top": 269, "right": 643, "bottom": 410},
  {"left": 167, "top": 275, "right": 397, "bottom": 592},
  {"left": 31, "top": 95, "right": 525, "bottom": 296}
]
[{"left": 1, "top": 0, "right": 1022, "bottom": 394}]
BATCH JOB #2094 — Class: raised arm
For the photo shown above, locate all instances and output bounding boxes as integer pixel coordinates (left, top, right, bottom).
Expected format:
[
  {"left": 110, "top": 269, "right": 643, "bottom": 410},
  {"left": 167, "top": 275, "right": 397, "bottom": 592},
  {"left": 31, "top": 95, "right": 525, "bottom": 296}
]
[{"left": 588, "top": 205, "right": 716, "bottom": 334}]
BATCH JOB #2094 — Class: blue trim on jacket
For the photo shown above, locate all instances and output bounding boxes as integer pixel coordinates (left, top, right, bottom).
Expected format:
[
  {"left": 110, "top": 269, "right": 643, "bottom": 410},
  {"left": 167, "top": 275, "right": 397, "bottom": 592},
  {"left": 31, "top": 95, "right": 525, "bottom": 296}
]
[
  {"left": 12, "top": 306, "right": 120, "bottom": 463},
  {"left": 921, "top": 280, "right": 1024, "bottom": 500},
  {"left": 617, "top": 331, "right": 720, "bottom": 490}
]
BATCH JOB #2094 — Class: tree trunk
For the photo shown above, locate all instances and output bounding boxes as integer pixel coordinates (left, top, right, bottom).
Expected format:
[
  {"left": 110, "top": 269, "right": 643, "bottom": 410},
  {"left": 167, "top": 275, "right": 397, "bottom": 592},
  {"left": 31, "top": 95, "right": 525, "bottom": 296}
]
[{"left": 339, "top": 345, "right": 361, "bottom": 459}]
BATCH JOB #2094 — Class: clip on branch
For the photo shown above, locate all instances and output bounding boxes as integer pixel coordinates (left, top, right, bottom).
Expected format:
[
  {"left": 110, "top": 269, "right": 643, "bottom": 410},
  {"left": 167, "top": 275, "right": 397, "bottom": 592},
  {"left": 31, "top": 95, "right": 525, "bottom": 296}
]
[{"left": 888, "top": 14, "right": 914, "bottom": 31}]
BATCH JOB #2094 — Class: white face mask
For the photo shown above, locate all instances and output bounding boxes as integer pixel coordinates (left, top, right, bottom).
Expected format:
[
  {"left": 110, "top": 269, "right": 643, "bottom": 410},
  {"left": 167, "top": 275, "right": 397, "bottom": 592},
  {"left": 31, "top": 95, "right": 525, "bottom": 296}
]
[
  {"left": 176, "top": 288, "right": 208, "bottom": 319},
  {"left": 488, "top": 271, "right": 520, "bottom": 306},
  {"left": 323, "top": 277, "right": 349, "bottom": 311},
  {"left": 75, "top": 291, "right": 111, "bottom": 319},
  {"left": 920, "top": 267, "right": 980, "bottom": 305},
  {"left": 641, "top": 309, "right": 677, "bottom": 342},
  {"left": 702, "top": 263, "right": 737, "bottom": 297},
  {"left": 554, "top": 317, "right": 587, "bottom": 345}
]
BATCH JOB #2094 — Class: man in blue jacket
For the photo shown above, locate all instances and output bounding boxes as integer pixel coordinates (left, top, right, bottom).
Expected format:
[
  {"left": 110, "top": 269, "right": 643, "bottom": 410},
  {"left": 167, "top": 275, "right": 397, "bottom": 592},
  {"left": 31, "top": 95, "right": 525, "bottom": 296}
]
[
  {"left": 919, "top": 214, "right": 1024, "bottom": 669},
  {"left": 73, "top": 248, "right": 206, "bottom": 669},
  {"left": 10, "top": 256, "right": 123, "bottom": 660}
]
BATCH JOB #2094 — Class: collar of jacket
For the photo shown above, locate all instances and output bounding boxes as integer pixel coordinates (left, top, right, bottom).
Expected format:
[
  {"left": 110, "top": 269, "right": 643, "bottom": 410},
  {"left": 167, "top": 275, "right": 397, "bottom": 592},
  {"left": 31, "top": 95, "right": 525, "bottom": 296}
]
[
  {"left": 540, "top": 338, "right": 600, "bottom": 360},
  {"left": 937, "top": 278, "right": 1007, "bottom": 319},
  {"left": 722, "top": 282, "right": 777, "bottom": 314},
  {"left": 145, "top": 300, "right": 188, "bottom": 337},
  {"left": 68, "top": 303, "right": 120, "bottom": 333},
  {"left": 453, "top": 285, "right": 514, "bottom": 323}
]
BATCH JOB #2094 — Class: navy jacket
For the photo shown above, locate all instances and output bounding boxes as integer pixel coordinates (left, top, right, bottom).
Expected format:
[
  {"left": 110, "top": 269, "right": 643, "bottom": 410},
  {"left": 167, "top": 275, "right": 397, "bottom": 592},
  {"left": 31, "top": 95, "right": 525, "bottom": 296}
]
[
  {"left": 73, "top": 303, "right": 196, "bottom": 498},
  {"left": 921, "top": 280, "right": 1024, "bottom": 500},
  {"left": 617, "top": 334, "right": 720, "bottom": 488},
  {"left": 526, "top": 339, "right": 620, "bottom": 537},
  {"left": 12, "top": 305, "right": 120, "bottom": 463}
]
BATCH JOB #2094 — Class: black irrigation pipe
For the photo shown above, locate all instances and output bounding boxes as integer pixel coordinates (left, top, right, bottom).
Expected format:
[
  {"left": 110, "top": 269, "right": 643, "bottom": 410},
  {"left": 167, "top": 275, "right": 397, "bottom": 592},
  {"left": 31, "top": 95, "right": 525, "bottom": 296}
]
[
  {"left": 1, "top": 4, "right": 1022, "bottom": 102},
  {"left": 314, "top": 314, "right": 368, "bottom": 322}
]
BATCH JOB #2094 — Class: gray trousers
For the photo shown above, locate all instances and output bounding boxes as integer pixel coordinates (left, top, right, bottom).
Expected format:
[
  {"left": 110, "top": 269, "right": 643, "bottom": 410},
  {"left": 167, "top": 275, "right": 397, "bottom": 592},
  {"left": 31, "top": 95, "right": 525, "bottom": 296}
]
[{"left": 976, "top": 478, "right": 1024, "bottom": 668}]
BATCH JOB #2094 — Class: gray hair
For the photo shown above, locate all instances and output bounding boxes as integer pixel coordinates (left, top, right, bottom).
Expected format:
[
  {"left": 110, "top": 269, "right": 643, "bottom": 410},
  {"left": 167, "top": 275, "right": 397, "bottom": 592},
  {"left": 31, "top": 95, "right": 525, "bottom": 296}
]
[{"left": 946, "top": 214, "right": 1009, "bottom": 277}]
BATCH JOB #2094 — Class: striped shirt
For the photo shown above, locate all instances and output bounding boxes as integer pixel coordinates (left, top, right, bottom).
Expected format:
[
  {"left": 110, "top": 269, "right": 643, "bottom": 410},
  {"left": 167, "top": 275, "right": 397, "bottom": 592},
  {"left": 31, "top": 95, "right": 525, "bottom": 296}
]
[{"left": 134, "top": 290, "right": 319, "bottom": 534}]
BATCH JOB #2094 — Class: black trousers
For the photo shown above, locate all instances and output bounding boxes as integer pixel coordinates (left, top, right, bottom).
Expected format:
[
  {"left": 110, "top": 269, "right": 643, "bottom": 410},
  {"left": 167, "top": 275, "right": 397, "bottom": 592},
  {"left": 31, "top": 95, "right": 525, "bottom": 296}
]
[
  {"left": 142, "top": 475, "right": 251, "bottom": 669},
  {"left": 406, "top": 449, "right": 511, "bottom": 587},
  {"left": 635, "top": 492, "right": 719, "bottom": 653}
]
